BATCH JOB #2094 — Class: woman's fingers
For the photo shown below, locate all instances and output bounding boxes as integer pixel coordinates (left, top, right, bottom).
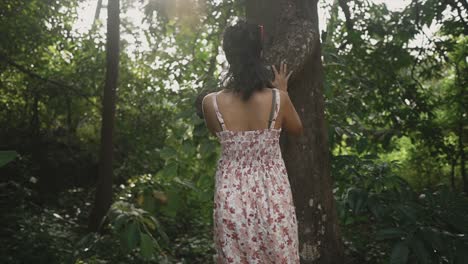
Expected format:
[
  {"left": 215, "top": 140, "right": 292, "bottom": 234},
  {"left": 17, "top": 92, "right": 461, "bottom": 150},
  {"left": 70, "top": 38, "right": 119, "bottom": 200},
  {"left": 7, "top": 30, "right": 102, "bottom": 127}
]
[
  {"left": 274, "top": 62, "right": 291, "bottom": 78},
  {"left": 272, "top": 65, "right": 279, "bottom": 76},
  {"left": 286, "top": 70, "right": 293, "bottom": 80}
]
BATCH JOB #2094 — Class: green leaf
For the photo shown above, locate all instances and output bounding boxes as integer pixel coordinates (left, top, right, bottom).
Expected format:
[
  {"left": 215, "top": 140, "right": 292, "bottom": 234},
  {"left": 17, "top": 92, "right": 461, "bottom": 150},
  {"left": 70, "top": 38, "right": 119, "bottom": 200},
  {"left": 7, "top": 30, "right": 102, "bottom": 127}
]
[
  {"left": 356, "top": 137, "right": 368, "bottom": 154},
  {"left": 454, "top": 239, "right": 468, "bottom": 264},
  {"left": 113, "top": 214, "right": 128, "bottom": 231},
  {"left": 142, "top": 216, "right": 156, "bottom": 231},
  {"left": 376, "top": 227, "right": 407, "bottom": 240},
  {"left": 0, "top": 151, "right": 17, "bottom": 167},
  {"left": 173, "top": 176, "right": 197, "bottom": 191},
  {"left": 162, "top": 187, "right": 182, "bottom": 217},
  {"left": 142, "top": 191, "right": 156, "bottom": 213},
  {"left": 140, "top": 233, "right": 155, "bottom": 259},
  {"left": 159, "top": 146, "right": 177, "bottom": 160},
  {"left": 419, "top": 228, "right": 444, "bottom": 255},
  {"left": 200, "top": 140, "right": 216, "bottom": 157},
  {"left": 123, "top": 221, "right": 140, "bottom": 250},
  {"left": 390, "top": 241, "right": 409, "bottom": 264},
  {"left": 161, "top": 162, "right": 178, "bottom": 178},
  {"left": 193, "top": 123, "right": 207, "bottom": 137},
  {"left": 346, "top": 187, "right": 368, "bottom": 213},
  {"left": 397, "top": 204, "right": 418, "bottom": 222},
  {"left": 410, "top": 237, "right": 431, "bottom": 264}
]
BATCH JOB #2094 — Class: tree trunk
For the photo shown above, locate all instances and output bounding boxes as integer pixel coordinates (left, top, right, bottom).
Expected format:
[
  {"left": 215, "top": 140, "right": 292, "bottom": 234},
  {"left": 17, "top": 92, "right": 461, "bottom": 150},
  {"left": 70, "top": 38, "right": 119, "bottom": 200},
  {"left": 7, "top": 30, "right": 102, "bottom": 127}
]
[
  {"left": 459, "top": 101, "right": 467, "bottom": 194},
  {"left": 88, "top": 0, "right": 120, "bottom": 232},
  {"left": 94, "top": 0, "right": 103, "bottom": 22},
  {"left": 451, "top": 157, "right": 456, "bottom": 191},
  {"left": 455, "top": 63, "right": 467, "bottom": 194},
  {"left": 247, "top": 1, "right": 344, "bottom": 263}
]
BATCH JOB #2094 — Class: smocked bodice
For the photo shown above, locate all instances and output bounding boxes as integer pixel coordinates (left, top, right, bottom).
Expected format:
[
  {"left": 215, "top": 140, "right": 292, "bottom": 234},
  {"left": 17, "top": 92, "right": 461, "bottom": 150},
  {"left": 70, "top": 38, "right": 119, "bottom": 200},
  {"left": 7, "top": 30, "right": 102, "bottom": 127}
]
[{"left": 216, "top": 128, "right": 282, "bottom": 164}]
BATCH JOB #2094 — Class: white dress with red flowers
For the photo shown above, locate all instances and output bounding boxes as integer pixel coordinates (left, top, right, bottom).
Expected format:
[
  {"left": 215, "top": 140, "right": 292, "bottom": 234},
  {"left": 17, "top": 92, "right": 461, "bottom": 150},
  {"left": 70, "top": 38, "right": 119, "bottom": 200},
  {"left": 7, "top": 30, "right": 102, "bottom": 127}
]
[{"left": 212, "top": 88, "right": 300, "bottom": 264}]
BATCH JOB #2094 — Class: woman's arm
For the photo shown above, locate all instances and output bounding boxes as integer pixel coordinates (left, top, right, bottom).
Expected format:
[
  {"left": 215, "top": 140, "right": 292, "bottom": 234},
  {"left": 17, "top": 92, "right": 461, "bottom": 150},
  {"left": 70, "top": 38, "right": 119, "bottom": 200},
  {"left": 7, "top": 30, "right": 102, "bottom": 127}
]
[
  {"left": 280, "top": 90, "right": 303, "bottom": 136},
  {"left": 272, "top": 62, "right": 303, "bottom": 136}
]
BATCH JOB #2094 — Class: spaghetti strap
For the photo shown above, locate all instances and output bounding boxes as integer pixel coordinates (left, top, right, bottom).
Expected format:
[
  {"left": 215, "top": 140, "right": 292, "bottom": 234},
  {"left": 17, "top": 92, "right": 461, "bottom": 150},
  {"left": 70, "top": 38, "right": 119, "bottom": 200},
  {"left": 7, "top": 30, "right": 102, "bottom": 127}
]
[
  {"left": 213, "top": 91, "right": 227, "bottom": 131},
  {"left": 269, "top": 88, "right": 280, "bottom": 129},
  {"left": 267, "top": 89, "right": 276, "bottom": 129}
]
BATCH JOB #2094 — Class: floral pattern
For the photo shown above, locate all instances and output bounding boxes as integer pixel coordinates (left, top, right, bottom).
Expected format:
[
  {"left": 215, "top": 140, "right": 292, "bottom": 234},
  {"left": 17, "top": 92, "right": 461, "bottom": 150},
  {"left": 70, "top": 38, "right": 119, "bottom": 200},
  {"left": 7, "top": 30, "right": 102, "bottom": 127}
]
[{"left": 211, "top": 89, "right": 300, "bottom": 264}]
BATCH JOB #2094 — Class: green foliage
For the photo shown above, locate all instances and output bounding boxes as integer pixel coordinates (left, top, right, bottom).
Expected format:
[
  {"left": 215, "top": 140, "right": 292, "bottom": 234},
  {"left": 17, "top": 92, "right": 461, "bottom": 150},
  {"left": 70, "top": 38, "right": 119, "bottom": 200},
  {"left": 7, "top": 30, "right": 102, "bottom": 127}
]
[
  {"left": 334, "top": 155, "right": 468, "bottom": 263},
  {"left": 0, "top": 150, "right": 17, "bottom": 167},
  {"left": 108, "top": 201, "right": 167, "bottom": 258}
]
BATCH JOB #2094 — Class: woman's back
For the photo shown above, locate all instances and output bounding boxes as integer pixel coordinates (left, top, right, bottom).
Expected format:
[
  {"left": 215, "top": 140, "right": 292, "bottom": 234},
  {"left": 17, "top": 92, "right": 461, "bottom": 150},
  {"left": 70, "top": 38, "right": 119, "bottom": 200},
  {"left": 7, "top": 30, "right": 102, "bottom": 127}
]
[
  {"left": 214, "top": 88, "right": 281, "bottom": 131},
  {"left": 202, "top": 87, "right": 302, "bottom": 136}
]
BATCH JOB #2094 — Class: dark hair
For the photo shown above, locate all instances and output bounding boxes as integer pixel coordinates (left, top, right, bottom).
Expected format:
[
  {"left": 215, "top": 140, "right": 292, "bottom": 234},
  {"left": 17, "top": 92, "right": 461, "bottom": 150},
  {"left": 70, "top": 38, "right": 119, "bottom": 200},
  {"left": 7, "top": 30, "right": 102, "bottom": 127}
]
[{"left": 222, "top": 21, "right": 273, "bottom": 101}]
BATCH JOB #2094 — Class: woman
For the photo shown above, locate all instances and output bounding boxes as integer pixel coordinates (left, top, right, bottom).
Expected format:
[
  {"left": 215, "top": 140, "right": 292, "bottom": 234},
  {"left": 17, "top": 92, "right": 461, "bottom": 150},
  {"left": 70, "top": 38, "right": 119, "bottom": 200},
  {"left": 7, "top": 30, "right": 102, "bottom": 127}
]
[{"left": 202, "top": 21, "right": 303, "bottom": 263}]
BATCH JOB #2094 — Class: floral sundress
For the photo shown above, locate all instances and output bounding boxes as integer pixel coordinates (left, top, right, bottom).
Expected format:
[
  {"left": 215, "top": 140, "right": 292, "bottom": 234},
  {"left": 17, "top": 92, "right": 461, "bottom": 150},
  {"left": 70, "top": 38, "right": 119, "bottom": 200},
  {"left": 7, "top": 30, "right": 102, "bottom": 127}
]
[{"left": 211, "top": 88, "right": 300, "bottom": 263}]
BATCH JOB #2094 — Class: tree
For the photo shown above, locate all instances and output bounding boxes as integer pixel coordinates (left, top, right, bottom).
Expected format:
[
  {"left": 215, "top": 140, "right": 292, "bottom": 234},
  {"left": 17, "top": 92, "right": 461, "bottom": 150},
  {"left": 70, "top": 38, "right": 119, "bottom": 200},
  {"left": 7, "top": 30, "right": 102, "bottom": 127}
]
[
  {"left": 246, "top": 0, "right": 344, "bottom": 263},
  {"left": 88, "top": 0, "right": 120, "bottom": 232}
]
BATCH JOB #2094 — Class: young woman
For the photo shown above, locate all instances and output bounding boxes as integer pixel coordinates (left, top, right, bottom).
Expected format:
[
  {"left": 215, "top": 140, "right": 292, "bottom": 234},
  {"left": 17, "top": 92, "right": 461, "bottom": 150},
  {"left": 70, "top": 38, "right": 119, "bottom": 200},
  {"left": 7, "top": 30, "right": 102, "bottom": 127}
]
[{"left": 202, "top": 21, "right": 303, "bottom": 263}]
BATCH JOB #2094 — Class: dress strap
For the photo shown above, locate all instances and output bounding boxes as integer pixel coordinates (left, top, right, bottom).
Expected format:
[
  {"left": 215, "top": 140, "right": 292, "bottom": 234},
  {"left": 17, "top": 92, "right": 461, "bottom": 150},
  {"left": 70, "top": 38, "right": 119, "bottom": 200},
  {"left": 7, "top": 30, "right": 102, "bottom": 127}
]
[
  {"left": 213, "top": 91, "right": 227, "bottom": 131},
  {"left": 269, "top": 88, "right": 281, "bottom": 129}
]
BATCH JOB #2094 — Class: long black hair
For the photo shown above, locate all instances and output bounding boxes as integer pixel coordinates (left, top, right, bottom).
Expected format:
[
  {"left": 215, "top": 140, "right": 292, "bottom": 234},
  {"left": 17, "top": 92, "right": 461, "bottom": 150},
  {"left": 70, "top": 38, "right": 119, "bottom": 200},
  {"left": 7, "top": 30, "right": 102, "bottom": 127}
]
[{"left": 222, "top": 21, "right": 273, "bottom": 101}]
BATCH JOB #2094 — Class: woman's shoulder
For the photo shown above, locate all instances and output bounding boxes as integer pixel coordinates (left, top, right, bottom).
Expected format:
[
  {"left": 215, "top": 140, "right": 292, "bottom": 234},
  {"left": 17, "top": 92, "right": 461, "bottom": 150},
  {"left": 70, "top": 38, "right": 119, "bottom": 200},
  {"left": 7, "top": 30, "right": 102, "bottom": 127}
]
[
  {"left": 201, "top": 92, "right": 214, "bottom": 112},
  {"left": 202, "top": 91, "right": 215, "bottom": 99},
  {"left": 202, "top": 89, "right": 224, "bottom": 110}
]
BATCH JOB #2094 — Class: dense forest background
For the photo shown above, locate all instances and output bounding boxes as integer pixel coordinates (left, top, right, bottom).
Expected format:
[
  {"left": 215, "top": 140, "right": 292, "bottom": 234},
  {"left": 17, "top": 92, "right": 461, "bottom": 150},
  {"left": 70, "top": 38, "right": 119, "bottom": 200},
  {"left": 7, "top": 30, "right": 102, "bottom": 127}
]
[{"left": 0, "top": 0, "right": 467, "bottom": 263}]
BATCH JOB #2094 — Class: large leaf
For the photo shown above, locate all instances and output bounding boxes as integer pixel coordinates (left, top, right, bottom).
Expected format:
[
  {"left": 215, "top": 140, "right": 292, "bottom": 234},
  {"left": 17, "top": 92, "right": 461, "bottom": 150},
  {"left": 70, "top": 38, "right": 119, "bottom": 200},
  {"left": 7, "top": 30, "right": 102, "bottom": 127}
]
[
  {"left": 346, "top": 187, "right": 368, "bottom": 213},
  {"left": 142, "top": 190, "right": 157, "bottom": 213},
  {"left": 454, "top": 239, "right": 468, "bottom": 264},
  {"left": 410, "top": 237, "right": 431, "bottom": 264},
  {"left": 140, "top": 233, "right": 155, "bottom": 259},
  {"left": 157, "top": 162, "right": 178, "bottom": 178},
  {"left": 390, "top": 241, "right": 409, "bottom": 264},
  {"left": 0, "top": 151, "right": 17, "bottom": 167},
  {"left": 421, "top": 228, "right": 443, "bottom": 252},
  {"left": 122, "top": 221, "right": 140, "bottom": 250},
  {"left": 159, "top": 146, "right": 178, "bottom": 160},
  {"left": 161, "top": 187, "right": 182, "bottom": 217},
  {"left": 376, "top": 227, "right": 407, "bottom": 241}
]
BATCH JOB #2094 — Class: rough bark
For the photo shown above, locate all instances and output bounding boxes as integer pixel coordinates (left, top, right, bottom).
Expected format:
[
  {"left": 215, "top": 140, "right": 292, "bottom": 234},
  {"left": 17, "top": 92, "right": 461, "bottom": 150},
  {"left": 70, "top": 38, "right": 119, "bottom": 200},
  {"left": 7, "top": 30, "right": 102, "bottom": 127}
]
[
  {"left": 247, "top": 0, "right": 344, "bottom": 263},
  {"left": 88, "top": 0, "right": 120, "bottom": 232}
]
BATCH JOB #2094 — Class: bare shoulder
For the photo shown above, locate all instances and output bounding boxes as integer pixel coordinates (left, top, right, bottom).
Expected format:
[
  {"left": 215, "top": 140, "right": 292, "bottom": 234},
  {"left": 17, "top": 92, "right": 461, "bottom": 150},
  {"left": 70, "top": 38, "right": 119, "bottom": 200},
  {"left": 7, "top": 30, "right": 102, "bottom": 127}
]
[
  {"left": 202, "top": 92, "right": 214, "bottom": 114},
  {"left": 202, "top": 92, "right": 215, "bottom": 105},
  {"left": 202, "top": 91, "right": 222, "bottom": 114}
]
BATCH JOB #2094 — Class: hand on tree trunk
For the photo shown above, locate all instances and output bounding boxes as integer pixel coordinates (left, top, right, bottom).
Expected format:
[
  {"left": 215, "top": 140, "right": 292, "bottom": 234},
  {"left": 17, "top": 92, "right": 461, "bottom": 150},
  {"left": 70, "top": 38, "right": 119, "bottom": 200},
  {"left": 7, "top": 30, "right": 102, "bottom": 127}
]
[{"left": 272, "top": 61, "right": 293, "bottom": 92}]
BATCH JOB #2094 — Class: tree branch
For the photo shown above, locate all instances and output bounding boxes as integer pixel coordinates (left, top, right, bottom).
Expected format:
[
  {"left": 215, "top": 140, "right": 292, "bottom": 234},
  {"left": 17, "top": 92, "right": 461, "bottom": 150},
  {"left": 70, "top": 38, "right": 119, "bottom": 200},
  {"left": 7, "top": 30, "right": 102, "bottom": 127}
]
[{"left": 338, "top": 0, "right": 354, "bottom": 32}]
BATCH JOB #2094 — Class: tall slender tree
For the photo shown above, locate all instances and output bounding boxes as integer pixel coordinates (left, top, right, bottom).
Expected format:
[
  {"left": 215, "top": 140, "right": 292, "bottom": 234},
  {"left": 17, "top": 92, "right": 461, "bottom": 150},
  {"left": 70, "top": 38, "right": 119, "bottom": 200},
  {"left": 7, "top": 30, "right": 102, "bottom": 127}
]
[
  {"left": 88, "top": 0, "right": 120, "bottom": 232},
  {"left": 246, "top": 1, "right": 344, "bottom": 263}
]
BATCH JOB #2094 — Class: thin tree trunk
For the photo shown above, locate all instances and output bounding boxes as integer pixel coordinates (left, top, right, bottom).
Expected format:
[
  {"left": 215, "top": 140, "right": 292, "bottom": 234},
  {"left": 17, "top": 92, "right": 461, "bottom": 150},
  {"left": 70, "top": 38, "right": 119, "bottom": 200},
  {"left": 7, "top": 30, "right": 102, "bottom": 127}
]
[
  {"left": 459, "top": 113, "right": 467, "bottom": 194},
  {"left": 94, "top": 0, "right": 103, "bottom": 25},
  {"left": 455, "top": 64, "right": 467, "bottom": 194},
  {"left": 451, "top": 157, "right": 456, "bottom": 191},
  {"left": 88, "top": 0, "right": 120, "bottom": 232},
  {"left": 247, "top": 1, "right": 344, "bottom": 263}
]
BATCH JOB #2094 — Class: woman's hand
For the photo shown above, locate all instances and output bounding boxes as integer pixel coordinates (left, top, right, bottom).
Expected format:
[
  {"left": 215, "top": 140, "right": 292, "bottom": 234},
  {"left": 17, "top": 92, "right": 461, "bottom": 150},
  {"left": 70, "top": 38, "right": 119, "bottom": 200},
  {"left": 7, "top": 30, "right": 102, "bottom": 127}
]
[{"left": 271, "top": 61, "right": 293, "bottom": 92}]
